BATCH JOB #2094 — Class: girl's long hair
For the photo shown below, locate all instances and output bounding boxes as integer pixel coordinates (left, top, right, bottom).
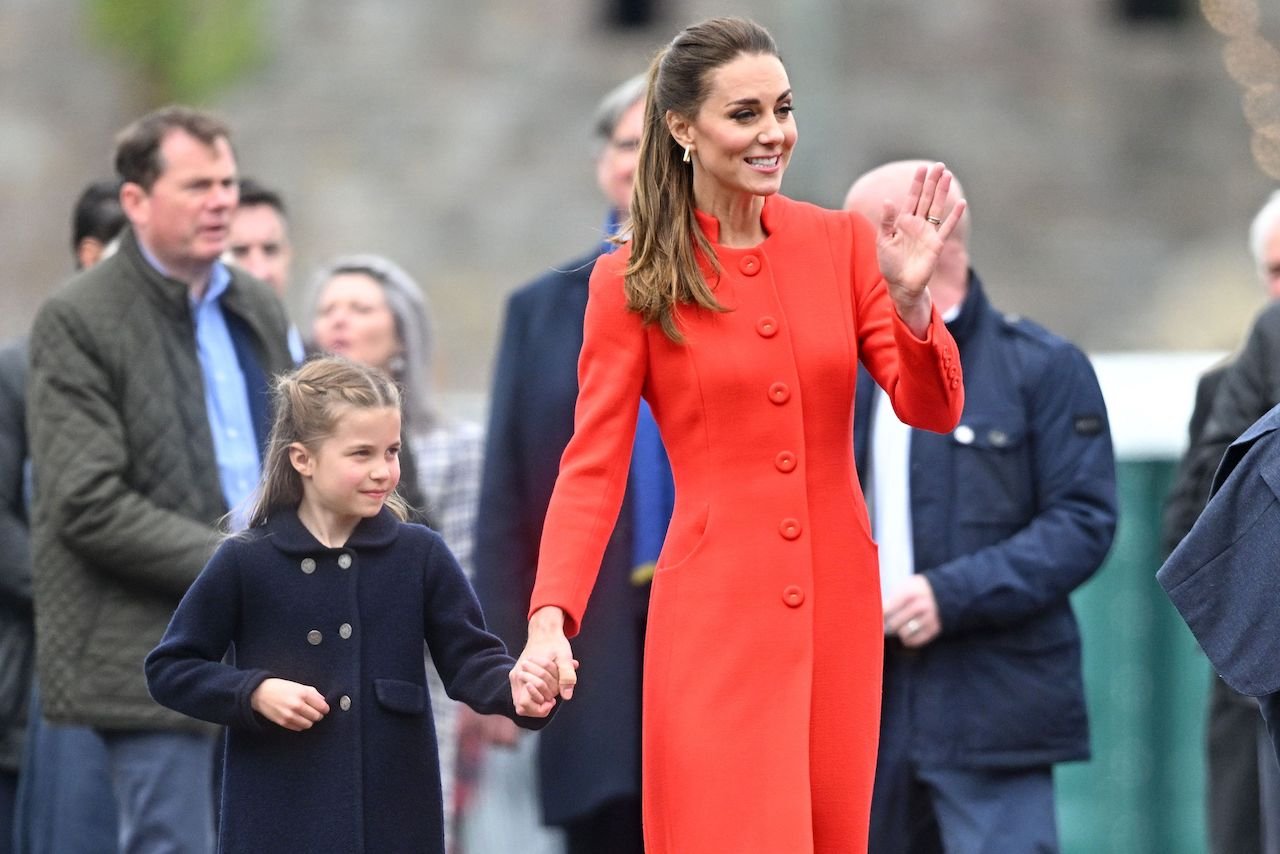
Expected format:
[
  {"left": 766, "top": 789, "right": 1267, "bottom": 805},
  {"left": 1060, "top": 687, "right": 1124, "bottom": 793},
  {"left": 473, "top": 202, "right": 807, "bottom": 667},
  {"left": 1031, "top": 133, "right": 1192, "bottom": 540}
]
[
  {"left": 245, "top": 356, "right": 409, "bottom": 529},
  {"left": 622, "top": 17, "right": 779, "bottom": 342}
]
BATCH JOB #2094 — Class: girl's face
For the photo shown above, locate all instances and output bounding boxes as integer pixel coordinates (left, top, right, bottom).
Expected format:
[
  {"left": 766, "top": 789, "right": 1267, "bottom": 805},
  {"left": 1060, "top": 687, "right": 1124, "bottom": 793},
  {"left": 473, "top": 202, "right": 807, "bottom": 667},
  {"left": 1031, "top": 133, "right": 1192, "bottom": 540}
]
[
  {"left": 291, "top": 405, "right": 402, "bottom": 529},
  {"left": 672, "top": 52, "right": 796, "bottom": 208},
  {"left": 312, "top": 273, "right": 402, "bottom": 371}
]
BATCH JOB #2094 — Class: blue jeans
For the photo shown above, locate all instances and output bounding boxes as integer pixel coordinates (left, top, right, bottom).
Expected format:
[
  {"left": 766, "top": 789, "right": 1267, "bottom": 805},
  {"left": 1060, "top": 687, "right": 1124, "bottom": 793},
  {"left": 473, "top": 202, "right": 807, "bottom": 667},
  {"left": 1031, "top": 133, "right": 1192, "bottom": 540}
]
[
  {"left": 871, "top": 761, "right": 1058, "bottom": 854},
  {"left": 14, "top": 687, "right": 117, "bottom": 854},
  {"left": 98, "top": 730, "right": 216, "bottom": 854}
]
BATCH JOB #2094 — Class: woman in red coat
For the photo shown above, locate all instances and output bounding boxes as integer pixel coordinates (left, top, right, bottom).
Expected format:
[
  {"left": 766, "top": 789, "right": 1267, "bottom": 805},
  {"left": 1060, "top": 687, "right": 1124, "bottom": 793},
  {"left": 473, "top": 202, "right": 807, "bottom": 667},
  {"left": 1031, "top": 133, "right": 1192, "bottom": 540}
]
[{"left": 515, "top": 16, "right": 965, "bottom": 853}]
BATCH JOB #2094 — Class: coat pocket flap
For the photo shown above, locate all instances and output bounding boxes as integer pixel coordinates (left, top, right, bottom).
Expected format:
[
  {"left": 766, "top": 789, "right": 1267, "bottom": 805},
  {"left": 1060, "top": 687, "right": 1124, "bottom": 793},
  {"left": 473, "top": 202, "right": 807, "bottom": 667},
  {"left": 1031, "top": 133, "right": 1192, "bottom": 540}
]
[{"left": 374, "top": 678, "right": 426, "bottom": 715}]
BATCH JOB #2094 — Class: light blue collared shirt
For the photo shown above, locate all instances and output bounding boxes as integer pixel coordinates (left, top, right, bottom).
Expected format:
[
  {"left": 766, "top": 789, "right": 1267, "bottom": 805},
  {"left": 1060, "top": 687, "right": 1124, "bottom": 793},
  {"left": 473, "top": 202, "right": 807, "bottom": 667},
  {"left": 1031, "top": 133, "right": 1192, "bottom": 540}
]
[{"left": 139, "top": 245, "right": 261, "bottom": 525}]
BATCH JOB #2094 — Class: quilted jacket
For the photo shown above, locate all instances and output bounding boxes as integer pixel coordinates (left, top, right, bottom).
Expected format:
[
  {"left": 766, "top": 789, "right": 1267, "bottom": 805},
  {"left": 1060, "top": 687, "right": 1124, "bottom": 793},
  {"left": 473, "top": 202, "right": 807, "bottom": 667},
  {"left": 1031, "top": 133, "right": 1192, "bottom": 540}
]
[{"left": 26, "top": 229, "right": 293, "bottom": 730}]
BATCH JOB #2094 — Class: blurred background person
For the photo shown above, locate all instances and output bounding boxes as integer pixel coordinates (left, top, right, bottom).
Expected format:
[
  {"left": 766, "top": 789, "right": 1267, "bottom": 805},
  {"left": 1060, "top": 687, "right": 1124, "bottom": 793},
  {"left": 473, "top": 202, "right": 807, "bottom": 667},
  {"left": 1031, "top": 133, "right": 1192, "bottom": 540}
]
[
  {"left": 846, "top": 160, "right": 1117, "bottom": 854},
  {"left": 465, "top": 72, "right": 658, "bottom": 854},
  {"left": 225, "top": 177, "right": 304, "bottom": 362},
  {"left": 26, "top": 105, "right": 294, "bottom": 854},
  {"left": 11, "top": 179, "right": 125, "bottom": 854},
  {"left": 1162, "top": 188, "right": 1280, "bottom": 854},
  {"left": 305, "top": 253, "right": 483, "bottom": 849}
]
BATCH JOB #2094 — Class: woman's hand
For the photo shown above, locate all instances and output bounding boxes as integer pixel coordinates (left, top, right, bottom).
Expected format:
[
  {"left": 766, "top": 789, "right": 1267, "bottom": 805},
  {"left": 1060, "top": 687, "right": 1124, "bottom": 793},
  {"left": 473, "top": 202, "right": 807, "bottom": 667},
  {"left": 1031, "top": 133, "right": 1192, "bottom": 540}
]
[
  {"left": 511, "top": 606, "right": 578, "bottom": 715},
  {"left": 250, "top": 677, "right": 330, "bottom": 731},
  {"left": 876, "top": 162, "right": 967, "bottom": 336}
]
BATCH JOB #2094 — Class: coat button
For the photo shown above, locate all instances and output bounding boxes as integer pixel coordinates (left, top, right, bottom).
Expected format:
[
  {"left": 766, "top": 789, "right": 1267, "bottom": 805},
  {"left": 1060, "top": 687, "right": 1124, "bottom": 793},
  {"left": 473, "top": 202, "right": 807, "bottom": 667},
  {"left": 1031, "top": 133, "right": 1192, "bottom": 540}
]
[
  {"left": 756, "top": 316, "right": 778, "bottom": 338},
  {"left": 954, "top": 425, "right": 974, "bottom": 445},
  {"left": 782, "top": 585, "right": 805, "bottom": 607},
  {"left": 739, "top": 254, "right": 761, "bottom": 276},
  {"left": 779, "top": 518, "right": 802, "bottom": 540},
  {"left": 768, "top": 382, "right": 791, "bottom": 404},
  {"left": 300, "top": 558, "right": 316, "bottom": 574},
  {"left": 307, "top": 630, "right": 322, "bottom": 645},
  {"left": 339, "top": 695, "right": 351, "bottom": 712},
  {"left": 339, "top": 623, "right": 352, "bottom": 639},
  {"left": 774, "top": 451, "right": 797, "bottom": 473},
  {"left": 989, "top": 430, "right": 1009, "bottom": 448},
  {"left": 337, "top": 554, "right": 353, "bottom": 569}
]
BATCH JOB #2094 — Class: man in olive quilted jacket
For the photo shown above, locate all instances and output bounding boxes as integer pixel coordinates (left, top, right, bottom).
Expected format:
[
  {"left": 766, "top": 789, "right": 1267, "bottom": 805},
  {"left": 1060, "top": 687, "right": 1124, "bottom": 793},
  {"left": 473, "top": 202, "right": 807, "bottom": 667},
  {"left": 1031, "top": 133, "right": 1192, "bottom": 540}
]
[{"left": 26, "top": 106, "right": 293, "bottom": 853}]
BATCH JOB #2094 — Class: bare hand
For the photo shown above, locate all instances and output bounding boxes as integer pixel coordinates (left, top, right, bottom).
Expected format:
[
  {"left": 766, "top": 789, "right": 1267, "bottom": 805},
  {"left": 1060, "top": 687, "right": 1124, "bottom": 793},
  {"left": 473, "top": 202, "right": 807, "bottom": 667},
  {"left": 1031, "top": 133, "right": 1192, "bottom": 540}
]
[
  {"left": 876, "top": 163, "right": 967, "bottom": 335},
  {"left": 250, "top": 677, "right": 330, "bottom": 731},
  {"left": 509, "top": 654, "right": 563, "bottom": 717},
  {"left": 883, "top": 574, "right": 942, "bottom": 648},
  {"left": 515, "top": 607, "right": 577, "bottom": 707}
]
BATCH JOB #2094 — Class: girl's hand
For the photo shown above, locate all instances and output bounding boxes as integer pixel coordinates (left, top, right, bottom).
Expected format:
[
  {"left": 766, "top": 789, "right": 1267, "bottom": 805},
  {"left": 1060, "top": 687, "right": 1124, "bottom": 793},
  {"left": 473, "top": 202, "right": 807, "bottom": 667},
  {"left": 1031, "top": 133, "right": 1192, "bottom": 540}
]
[
  {"left": 509, "top": 653, "right": 575, "bottom": 717},
  {"left": 250, "top": 677, "right": 330, "bottom": 731},
  {"left": 876, "top": 162, "right": 967, "bottom": 336}
]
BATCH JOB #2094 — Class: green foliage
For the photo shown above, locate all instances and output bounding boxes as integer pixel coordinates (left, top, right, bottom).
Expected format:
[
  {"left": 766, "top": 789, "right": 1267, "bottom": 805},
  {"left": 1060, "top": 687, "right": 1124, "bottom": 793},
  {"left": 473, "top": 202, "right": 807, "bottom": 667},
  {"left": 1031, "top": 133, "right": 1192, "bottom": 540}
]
[{"left": 85, "top": 0, "right": 267, "bottom": 105}]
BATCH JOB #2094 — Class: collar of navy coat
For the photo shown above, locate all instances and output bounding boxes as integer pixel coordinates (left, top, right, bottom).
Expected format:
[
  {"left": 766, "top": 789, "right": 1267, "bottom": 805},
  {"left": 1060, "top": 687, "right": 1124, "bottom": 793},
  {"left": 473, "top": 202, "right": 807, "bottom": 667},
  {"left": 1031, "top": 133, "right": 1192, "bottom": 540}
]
[
  {"left": 942, "top": 270, "right": 987, "bottom": 347},
  {"left": 261, "top": 506, "right": 401, "bottom": 556}
]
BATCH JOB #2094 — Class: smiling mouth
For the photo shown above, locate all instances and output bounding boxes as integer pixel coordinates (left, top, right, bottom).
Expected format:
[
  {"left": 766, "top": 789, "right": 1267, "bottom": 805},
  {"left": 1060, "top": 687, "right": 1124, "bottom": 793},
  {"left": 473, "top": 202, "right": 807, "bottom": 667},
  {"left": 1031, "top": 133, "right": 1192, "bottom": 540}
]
[{"left": 746, "top": 155, "right": 781, "bottom": 168}]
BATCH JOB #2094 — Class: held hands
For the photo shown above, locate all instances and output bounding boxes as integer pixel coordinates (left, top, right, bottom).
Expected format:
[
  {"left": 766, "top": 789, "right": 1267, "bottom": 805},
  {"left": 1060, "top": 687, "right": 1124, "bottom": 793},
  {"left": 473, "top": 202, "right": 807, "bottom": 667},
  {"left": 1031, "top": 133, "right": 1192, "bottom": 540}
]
[
  {"left": 511, "top": 606, "right": 578, "bottom": 717},
  {"left": 250, "top": 677, "right": 330, "bottom": 731},
  {"left": 883, "top": 574, "right": 942, "bottom": 649},
  {"left": 876, "top": 162, "right": 967, "bottom": 336}
]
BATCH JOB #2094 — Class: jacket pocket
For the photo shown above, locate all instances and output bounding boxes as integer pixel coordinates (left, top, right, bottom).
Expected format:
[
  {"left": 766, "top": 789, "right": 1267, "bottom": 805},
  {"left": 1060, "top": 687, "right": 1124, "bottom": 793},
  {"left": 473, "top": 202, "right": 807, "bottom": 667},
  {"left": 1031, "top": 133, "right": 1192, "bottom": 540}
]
[
  {"left": 951, "top": 410, "right": 1032, "bottom": 525},
  {"left": 374, "top": 678, "right": 426, "bottom": 715}
]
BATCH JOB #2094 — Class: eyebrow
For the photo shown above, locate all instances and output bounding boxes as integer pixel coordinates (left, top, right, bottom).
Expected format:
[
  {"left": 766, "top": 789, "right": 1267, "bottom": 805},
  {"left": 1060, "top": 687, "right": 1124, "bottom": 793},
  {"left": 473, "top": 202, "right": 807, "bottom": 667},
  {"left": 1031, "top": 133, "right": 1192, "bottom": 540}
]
[{"left": 726, "top": 89, "right": 793, "bottom": 107}]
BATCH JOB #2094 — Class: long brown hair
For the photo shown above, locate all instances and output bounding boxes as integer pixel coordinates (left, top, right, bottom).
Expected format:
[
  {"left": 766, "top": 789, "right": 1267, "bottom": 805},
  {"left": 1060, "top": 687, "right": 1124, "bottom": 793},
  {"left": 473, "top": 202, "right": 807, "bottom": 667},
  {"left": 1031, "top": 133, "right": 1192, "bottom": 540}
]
[
  {"left": 623, "top": 17, "right": 779, "bottom": 342},
  {"left": 245, "top": 356, "right": 409, "bottom": 529}
]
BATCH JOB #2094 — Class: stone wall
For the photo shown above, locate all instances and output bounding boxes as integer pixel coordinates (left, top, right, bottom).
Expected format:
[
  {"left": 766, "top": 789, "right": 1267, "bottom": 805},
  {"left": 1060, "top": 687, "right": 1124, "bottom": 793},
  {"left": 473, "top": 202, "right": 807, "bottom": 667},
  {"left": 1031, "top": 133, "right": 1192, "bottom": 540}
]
[{"left": 1, "top": 0, "right": 1276, "bottom": 394}]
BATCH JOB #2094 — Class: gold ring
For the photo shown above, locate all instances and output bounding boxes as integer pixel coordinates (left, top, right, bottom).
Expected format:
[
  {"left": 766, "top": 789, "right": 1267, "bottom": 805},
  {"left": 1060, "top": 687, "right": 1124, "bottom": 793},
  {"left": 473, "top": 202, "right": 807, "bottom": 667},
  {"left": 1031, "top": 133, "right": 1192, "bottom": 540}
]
[{"left": 925, "top": 215, "right": 942, "bottom": 226}]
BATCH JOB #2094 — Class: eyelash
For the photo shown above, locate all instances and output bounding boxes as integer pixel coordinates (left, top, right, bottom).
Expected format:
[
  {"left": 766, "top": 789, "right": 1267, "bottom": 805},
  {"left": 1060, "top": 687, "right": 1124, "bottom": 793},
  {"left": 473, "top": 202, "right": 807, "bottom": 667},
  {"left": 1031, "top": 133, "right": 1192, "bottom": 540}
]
[{"left": 732, "top": 105, "right": 794, "bottom": 122}]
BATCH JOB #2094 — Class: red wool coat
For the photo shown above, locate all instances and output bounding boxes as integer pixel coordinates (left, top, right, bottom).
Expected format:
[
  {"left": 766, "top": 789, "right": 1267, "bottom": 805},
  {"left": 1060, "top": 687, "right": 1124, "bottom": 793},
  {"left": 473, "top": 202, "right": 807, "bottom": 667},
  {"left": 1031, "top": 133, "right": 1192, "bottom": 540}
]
[{"left": 530, "top": 194, "right": 963, "bottom": 853}]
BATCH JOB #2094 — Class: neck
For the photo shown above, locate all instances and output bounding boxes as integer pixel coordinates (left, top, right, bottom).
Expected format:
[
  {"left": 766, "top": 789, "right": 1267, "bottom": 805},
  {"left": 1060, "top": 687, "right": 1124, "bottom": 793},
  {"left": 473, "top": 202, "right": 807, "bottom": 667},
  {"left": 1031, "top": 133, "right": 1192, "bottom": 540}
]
[
  {"left": 296, "top": 500, "right": 359, "bottom": 549},
  {"left": 136, "top": 236, "right": 214, "bottom": 297},
  {"left": 693, "top": 182, "right": 766, "bottom": 248}
]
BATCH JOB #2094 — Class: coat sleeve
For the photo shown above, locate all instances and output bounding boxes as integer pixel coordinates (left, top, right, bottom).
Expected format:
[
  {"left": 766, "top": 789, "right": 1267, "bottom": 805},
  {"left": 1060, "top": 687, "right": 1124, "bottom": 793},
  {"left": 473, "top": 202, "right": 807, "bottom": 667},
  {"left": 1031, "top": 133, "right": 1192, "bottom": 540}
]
[
  {"left": 422, "top": 534, "right": 553, "bottom": 729},
  {"left": 847, "top": 213, "right": 964, "bottom": 434},
  {"left": 27, "top": 298, "right": 217, "bottom": 599},
  {"left": 527, "top": 253, "right": 646, "bottom": 637},
  {"left": 145, "top": 542, "right": 273, "bottom": 730},
  {"left": 1158, "top": 426, "right": 1280, "bottom": 696},
  {"left": 0, "top": 344, "right": 31, "bottom": 609},
  {"left": 472, "top": 294, "right": 538, "bottom": 650},
  {"left": 926, "top": 344, "right": 1118, "bottom": 631}
]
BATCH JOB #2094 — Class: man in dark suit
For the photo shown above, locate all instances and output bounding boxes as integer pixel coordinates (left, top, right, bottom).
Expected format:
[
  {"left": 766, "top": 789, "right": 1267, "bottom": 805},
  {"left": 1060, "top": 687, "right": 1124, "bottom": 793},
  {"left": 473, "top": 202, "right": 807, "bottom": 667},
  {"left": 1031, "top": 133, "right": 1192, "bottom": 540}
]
[
  {"left": 1163, "top": 189, "right": 1280, "bottom": 854},
  {"left": 468, "top": 75, "right": 665, "bottom": 854}
]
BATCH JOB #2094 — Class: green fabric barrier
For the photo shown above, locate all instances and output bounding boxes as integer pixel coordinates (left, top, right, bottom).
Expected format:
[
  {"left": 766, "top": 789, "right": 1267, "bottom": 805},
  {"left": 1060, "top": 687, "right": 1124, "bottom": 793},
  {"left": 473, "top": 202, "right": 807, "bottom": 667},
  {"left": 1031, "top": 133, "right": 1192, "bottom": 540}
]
[{"left": 1057, "top": 458, "right": 1208, "bottom": 853}]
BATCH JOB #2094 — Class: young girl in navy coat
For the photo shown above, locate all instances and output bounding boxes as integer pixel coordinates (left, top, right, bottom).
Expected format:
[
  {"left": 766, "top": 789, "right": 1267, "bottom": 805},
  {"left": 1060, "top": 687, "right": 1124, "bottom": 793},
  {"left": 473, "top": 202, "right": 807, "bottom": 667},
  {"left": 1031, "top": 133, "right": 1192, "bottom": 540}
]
[{"left": 146, "top": 356, "right": 558, "bottom": 853}]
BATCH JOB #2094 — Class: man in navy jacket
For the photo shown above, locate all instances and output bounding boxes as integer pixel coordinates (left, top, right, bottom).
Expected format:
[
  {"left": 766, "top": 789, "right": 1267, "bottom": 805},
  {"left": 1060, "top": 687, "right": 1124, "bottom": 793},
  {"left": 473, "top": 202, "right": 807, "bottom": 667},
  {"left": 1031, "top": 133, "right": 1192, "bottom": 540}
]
[{"left": 847, "top": 161, "right": 1118, "bottom": 853}]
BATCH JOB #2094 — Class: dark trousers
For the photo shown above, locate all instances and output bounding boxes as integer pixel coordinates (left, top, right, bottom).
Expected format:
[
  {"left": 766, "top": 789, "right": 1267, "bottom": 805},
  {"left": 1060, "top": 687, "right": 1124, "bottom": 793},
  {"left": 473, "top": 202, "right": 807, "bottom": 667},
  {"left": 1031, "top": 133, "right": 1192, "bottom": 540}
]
[
  {"left": 564, "top": 796, "right": 643, "bottom": 854},
  {"left": 1208, "top": 675, "right": 1264, "bottom": 854}
]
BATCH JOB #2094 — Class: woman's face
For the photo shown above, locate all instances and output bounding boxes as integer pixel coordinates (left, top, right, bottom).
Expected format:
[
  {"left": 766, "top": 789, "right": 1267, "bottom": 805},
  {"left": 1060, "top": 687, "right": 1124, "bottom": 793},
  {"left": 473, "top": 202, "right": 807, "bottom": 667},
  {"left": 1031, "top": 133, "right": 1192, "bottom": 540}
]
[
  {"left": 678, "top": 52, "right": 796, "bottom": 205},
  {"left": 312, "top": 272, "right": 401, "bottom": 371}
]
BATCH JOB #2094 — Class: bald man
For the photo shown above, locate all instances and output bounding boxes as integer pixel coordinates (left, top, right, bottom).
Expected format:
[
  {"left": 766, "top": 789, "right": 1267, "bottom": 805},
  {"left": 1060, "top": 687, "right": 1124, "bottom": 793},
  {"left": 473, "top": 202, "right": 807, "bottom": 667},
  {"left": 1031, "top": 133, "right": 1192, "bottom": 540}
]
[{"left": 847, "top": 161, "right": 1117, "bottom": 854}]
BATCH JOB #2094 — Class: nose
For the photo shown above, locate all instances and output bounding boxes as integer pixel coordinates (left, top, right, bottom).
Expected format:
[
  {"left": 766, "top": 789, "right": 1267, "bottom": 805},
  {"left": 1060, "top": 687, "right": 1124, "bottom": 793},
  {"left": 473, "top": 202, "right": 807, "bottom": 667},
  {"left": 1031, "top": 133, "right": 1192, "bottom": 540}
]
[{"left": 758, "top": 115, "right": 784, "bottom": 146}]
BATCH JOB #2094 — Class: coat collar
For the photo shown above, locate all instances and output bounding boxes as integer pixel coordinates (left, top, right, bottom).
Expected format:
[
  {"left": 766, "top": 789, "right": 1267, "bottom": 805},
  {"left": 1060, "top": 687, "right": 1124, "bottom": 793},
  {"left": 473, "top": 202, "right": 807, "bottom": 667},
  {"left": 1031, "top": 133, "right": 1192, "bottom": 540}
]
[
  {"left": 943, "top": 269, "right": 989, "bottom": 348},
  {"left": 692, "top": 193, "right": 785, "bottom": 247},
  {"left": 262, "top": 507, "right": 401, "bottom": 555}
]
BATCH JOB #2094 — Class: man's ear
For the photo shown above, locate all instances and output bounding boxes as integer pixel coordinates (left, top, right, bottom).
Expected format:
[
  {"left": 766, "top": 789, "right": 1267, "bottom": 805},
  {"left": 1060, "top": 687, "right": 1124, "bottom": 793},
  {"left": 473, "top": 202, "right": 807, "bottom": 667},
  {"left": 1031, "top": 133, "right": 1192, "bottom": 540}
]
[
  {"left": 119, "top": 182, "right": 147, "bottom": 227},
  {"left": 666, "top": 109, "right": 694, "bottom": 152},
  {"left": 288, "top": 443, "right": 313, "bottom": 477}
]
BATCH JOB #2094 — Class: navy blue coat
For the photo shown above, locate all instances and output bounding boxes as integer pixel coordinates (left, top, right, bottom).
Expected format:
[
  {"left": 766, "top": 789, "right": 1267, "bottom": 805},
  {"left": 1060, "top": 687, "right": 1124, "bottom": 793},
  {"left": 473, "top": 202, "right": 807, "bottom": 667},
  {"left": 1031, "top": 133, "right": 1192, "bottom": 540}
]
[
  {"left": 472, "top": 252, "right": 648, "bottom": 826},
  {"left": 1158, "top": 402, "right": 1280, "bottom": 698},
  {"left": 146, "top": 508, "right": 549, "bottom": 854},
  {"left": 854, "top": 273, "right": 1117, "bottom": 769}
]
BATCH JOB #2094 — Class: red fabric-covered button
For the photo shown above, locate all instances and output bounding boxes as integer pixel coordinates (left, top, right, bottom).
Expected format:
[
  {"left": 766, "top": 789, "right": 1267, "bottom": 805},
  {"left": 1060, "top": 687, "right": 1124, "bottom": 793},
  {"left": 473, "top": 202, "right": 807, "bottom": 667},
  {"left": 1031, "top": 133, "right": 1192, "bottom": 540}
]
[
  {"left": 739, "top": 255, "right": 761, "bottom": 276},
  {"left": 774, "top": 451, "right": 797, "bottom": 473},
  {"left": 756, "top": 316, "right": 778, "bottom": 338},
  {"left": 782, "top": 585, "right": 805, "bottom": 607},
  {"left": 768, "top": 382, "right": 791, "bottom": 404},
  {"left": 779, "top": 518, "right": 802, "bottom": 540}
]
